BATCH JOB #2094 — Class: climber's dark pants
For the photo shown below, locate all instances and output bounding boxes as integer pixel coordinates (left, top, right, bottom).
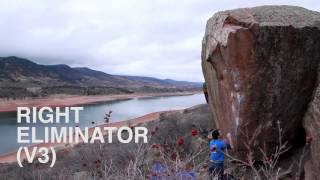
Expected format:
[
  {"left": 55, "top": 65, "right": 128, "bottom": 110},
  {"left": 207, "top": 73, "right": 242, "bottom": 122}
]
[{"left": 209, "top": 162, "right": 224, "bottom": 180}]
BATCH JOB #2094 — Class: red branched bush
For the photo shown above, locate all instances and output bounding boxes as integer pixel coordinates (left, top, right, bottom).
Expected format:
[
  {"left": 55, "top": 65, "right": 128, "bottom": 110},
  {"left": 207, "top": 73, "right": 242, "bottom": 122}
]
[
  {"left": 177, "top": 138, "right": 184, "bottom": 146},
  {"left": 191, "top": 128, "right": 198, "bottom": 136}
]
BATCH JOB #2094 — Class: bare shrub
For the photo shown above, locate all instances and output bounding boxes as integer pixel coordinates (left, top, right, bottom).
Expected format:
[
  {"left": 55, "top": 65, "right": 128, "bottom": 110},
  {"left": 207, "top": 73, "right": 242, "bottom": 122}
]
[
  {"left": 224, "top": 121, "right": 308, "bottom": 180},
  {"left": 0, "top": 105, "right": 310, "bottom": 180}
]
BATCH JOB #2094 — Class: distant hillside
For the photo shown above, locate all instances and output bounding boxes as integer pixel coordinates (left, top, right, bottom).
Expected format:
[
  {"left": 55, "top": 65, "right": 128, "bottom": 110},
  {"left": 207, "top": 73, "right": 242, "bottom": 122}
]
[
  {"left": 0, "top": 56, "right": 202, "bottom": 98},
  {"left": 120, "top": 75, "right": 202, "bottom": 87}
]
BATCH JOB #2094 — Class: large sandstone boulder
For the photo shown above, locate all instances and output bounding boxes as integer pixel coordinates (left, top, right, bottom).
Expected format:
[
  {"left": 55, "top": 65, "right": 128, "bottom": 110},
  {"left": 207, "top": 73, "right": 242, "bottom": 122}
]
[{"left": 202, "top": 5, "right": 320, "bottom": 156}]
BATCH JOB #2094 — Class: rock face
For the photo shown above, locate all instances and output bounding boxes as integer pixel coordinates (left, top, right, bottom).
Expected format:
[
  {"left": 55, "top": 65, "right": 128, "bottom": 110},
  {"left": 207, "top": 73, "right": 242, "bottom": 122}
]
[
  {"left": 202, "top": 5, "right": 320, "bottom": 157},
  {"left": 303, "top": 76, "right": 320, "bottom": 180}
]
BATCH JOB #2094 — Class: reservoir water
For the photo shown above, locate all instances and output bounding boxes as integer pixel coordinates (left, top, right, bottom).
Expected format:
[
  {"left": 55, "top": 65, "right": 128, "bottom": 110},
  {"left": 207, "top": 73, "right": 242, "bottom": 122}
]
[{"left": 0, "top": 93, "right": 205, "bottom": 154}]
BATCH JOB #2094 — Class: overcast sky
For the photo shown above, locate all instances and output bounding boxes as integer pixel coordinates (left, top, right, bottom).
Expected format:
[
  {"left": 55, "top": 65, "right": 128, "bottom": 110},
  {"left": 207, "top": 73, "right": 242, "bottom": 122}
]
[{"left": 0, "top": 0, "right": 319, "bottom": 82}]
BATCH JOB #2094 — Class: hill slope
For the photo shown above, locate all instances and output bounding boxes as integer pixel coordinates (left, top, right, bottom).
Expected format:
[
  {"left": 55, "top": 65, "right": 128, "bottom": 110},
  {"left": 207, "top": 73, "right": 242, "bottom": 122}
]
[{"left": 0, "top": 56, "right": 201, "bottom": 98}]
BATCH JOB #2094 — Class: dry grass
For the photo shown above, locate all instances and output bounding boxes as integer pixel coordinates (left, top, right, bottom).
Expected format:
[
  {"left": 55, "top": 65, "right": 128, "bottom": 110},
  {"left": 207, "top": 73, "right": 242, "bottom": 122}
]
[{"left": 0, "top": 105, "right": 311, "bottom": 180}]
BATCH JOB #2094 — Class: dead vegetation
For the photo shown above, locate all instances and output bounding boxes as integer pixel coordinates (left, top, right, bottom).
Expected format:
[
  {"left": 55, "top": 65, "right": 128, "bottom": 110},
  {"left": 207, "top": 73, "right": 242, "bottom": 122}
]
[{"left": 0, "top": 105, "right": 312, "bottom": 180}]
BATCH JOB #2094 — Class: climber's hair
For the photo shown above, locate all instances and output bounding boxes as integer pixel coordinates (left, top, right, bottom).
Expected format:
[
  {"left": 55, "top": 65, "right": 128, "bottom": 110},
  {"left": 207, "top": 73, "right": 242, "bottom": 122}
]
[{"left": 212, "top": 129, "right": 220, "bottom": 140}]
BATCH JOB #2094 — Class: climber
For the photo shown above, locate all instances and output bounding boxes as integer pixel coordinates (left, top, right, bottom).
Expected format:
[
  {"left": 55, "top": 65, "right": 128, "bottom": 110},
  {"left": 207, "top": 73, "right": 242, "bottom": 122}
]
[
  {"left": 203, "top": 82, "right": 209, "bottom": 103},
  {"left": 208, "top": 129, "right": 232, "bottom": 180}
]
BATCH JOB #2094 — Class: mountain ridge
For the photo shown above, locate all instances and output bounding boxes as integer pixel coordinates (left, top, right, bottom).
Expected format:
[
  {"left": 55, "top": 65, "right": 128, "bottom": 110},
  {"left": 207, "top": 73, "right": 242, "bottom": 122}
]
[{"left": 0, "top": 56, "right": 202, "bottom": 98}]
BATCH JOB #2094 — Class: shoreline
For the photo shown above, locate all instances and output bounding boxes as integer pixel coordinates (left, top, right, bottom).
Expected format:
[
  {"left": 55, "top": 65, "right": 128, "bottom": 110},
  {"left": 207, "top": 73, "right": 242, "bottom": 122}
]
[
  {"left": 0, "top": 91, "right": 199, "bottom": 113},
  {"left": 0, "top": 109, "right": 182, "bottom": 164}
]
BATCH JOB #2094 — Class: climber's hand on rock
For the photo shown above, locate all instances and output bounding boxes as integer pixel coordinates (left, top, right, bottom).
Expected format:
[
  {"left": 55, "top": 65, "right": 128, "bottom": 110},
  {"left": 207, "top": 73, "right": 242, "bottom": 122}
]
[{"left": 227, "top": 133, "right": 234, "bottom": 149}]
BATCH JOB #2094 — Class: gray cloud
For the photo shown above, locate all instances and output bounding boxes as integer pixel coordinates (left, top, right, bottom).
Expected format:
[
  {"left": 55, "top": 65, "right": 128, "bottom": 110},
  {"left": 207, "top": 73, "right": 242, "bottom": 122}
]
[{"left": 0, "top": 0, "right": 319, "bottom": 81}]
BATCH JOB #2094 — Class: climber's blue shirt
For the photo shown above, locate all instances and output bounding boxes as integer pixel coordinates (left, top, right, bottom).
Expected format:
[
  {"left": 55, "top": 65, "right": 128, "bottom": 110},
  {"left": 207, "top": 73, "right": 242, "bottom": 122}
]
[{"left": 209, "top": 139, "right": 227, "bottom": 163}]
